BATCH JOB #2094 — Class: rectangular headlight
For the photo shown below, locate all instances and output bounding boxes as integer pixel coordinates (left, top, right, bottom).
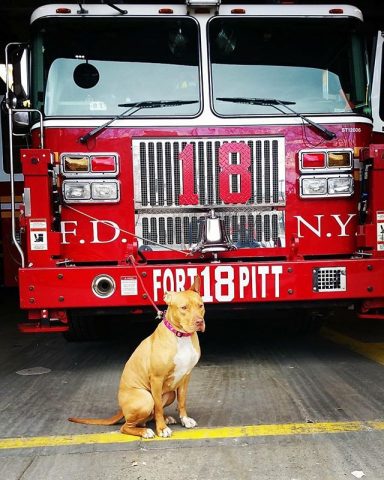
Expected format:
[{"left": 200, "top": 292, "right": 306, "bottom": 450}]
[
  {"left": 328, "top": 176, "right": 353, "bottom": 195},
  {"left": 63, "top": 180, "right": 120, "bottom": 203},
  {"left": 91, "top": 181, "right": 119, "bottom": 201},
  {"left": 63, "top": 181, "right": 91, "bottom": 201},
  {"left": 301, "top": 177, "right": 327, "bottom": 196}
]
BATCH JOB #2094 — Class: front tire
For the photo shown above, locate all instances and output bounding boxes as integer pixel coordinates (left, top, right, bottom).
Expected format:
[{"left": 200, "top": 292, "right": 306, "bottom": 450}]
[{"left": 63, "top": 312, "right": 107, "bottom": 341}]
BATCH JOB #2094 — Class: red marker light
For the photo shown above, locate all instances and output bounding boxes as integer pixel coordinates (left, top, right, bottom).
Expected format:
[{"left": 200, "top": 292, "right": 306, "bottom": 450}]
[
  {"left": 329, "top": 8, "right": 344, "bottom": 14},
  {"left": 56, "top": 7, "right": 71, "bottom": 14},
  {"left": 301, "top": 152, "right": 326, "bottom": 169},
  {"left": 90, "top": 155, "right": 117, "bottom": 173}
]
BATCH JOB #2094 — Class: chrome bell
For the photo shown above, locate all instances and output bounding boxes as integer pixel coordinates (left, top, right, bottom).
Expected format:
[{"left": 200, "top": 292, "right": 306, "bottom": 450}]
[{"left": 191, "top": 209, "right": 235, "bottom": 254}]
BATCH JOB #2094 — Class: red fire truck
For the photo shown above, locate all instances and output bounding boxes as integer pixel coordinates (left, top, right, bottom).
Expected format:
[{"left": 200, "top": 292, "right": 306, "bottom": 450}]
[{"left": 3, "top": 1, "right": 384, "bottom": 339}]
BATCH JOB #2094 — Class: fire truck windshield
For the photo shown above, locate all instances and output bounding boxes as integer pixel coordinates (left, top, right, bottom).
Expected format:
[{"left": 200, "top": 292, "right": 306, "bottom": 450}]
[
  {"left": 209, "top": 16, "right": 369, "bottom": 117},
  {"left": 34, "top": 17, "right": 201, "bottom": 117}
]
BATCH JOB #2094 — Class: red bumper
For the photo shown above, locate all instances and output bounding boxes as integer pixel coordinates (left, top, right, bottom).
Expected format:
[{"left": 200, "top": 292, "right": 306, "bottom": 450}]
[{"left": 18, "top": 258, "right": 384, "bottom": 309}]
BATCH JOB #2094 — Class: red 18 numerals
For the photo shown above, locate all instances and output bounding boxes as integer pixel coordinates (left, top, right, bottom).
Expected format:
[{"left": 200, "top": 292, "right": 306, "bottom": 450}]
[{"left": 179, "top": 142, "right": 251, "bottom": 205}]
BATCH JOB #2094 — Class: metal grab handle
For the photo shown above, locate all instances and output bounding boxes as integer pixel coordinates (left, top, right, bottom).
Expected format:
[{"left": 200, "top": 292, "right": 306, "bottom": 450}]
[{"left": 7, "top": 108, "right": 44, "bottom": 269}]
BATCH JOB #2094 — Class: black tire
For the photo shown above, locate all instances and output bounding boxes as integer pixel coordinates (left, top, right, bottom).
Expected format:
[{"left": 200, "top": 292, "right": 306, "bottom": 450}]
[
  {"left": 291, "top": 311, "right": 325, "bottom": 335},
  {"left": 63, "top": 312, "right": 107, "bottom": 342}
]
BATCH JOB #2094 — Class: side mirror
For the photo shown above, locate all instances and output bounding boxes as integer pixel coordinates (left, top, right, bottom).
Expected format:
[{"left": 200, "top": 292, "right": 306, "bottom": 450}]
[
  {"left": 5, "top": 44, "right": 31, "bottom": 133},
  {"left": 12, "top": 110, "right": 31, "bottom": 133},
  {"left": 13, "top": 111, "right": 29, "bottom": 126}
]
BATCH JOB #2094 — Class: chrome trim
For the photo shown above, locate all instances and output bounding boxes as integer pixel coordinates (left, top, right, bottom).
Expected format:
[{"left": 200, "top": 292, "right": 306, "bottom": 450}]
[
  {"left": 92, "top": 274, "right": 116, "bottom": 298},
  {"left": 299, "top": 148, "right": 353, "bottom": 173},
  {"left": 62, "top": 179, "right": 120, "bottom": 203},
  {"left": 23, "top": 188, "right": 31, "bottom": 217},
  {"left": 133, "top": 136, "right": 286, "bottom": 251},
  {"left": 133, "top": 136, "right": 286, "bottom": 209},
  {"left": 60, "top": 152, "right": 119, "bottom": 177},
  {"left": 299, "top": 174, "right": 354, "bottom": 198},
  {"left": 136, "top": 209, "right": 285, "bottom": 251}
]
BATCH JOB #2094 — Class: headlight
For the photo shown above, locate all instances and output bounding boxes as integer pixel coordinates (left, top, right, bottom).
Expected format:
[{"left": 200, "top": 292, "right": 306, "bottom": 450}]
[
  {"left": 64, "top": 182, "right": 91, "bottom": 200},
  {"left": 63, "top": 180, "right": 120, "bottom": 203},
  {"left": 301, "top": 177, "right": 327, "bottom": 196},
  {"left": 328, "top": 176, "right": 353, "bottom": 195},
  {"left": 91, "top": 181, "right": 119, "bottom": 200},
  {"left": 300, "top": 175, "right": 354, "bottom": 198}
]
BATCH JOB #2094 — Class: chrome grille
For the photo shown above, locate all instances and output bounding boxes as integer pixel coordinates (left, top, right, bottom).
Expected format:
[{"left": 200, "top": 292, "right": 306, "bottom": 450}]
[
  {"left": 133, "top": 137, "right": 286, "bottom": 250},
  {"left": 313, "top": 267, "right": 347, "bottom": 292},
  {"left": 137, "top": 210, "right": 285, "bottom": 250}
]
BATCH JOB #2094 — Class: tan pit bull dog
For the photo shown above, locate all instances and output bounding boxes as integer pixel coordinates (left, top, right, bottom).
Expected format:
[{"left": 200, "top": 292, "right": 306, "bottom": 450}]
[{"left": 68, "top": 276, "right": 205, "bottom": 438}]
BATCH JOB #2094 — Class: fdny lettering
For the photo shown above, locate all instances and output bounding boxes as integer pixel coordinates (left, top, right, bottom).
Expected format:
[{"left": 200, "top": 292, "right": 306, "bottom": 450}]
[
  {"left": 152, "top": 265, "right": 283, "bottom": 303},
  {"left": 61, "top": 213, "right": 357, "bottom": 245},
  {"left": 294, "top": 214, "right": 356, "bottom": 238},
  {"left": 61, "top": 220, "right": 120, "bottom": 244}
]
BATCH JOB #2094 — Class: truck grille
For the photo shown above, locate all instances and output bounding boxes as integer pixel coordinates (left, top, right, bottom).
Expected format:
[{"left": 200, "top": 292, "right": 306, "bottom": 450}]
[{"left": 133, "top": 137, "right": 286, "bottom": 251}]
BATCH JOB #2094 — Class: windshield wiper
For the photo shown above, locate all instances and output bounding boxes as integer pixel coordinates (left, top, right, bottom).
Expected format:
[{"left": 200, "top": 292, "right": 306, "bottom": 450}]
[
  {"left": 79, "top": 100, "right": 198, "bottom": 144},
  {"left": 217, "top": 97, "right": 337, "bottom": 140},
  {"left": 103, "top": 1, "right": 127, "bottom": 15},
  {"left": 118, "top": 100, "right": 198, "bottom": 109}
]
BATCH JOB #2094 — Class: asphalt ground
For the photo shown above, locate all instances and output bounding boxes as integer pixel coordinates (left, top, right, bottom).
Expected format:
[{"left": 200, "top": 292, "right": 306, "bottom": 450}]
[{"left": 1, "top": 288, "right": 384, "bottom": 479}]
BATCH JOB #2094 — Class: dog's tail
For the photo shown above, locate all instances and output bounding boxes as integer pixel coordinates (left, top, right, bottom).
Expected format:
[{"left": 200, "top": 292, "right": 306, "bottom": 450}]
[{"left": 68, "top": 409, "right": 124, "bottom": 426}]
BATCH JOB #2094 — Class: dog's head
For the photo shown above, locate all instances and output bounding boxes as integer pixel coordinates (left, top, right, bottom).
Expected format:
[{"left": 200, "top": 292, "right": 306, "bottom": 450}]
[{"left": 164, "top": 276, "right": 205, "bottom": 334}]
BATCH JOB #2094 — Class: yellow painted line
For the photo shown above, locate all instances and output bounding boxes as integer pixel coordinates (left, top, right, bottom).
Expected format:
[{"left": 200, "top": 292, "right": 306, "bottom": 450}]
[
  {"left": 1, "top": 420, "right": 384, "bottom": 450},
  {"left": 322, "top": 327, "right": 384, "bottom": 366},
  {"left": 2, "top": 328, "right": 384, "bottom": 452}
]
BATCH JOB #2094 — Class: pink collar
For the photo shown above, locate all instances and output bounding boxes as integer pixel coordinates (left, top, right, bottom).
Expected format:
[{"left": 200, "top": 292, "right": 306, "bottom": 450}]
[{"left": 163, "top": 318, "right": 193, "bottom": 337}]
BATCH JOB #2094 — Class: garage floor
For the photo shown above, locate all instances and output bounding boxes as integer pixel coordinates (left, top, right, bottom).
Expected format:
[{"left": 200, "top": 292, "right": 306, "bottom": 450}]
[{"left": 1, "top": 288, "right": 384, "bottom": 479}]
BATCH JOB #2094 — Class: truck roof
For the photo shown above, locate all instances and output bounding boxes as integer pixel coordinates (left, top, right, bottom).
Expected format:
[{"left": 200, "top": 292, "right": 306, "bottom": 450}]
[{"left": 31, "top": 3, "right": 363, "bottom": 23}]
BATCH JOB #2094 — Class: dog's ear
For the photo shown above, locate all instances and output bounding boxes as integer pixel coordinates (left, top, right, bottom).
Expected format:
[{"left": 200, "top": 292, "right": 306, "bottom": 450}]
[
  {"left": 163, "top": 292, "right": 174, "bottom": 305},
  {"left": 189, "top": 275, "right": 201, "bottom": 295}
]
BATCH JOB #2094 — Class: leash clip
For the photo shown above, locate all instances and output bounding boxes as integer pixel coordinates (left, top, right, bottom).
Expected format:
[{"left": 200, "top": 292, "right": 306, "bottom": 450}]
[{"left": 155, "top": 310, "right": 164, "bottom": 321}]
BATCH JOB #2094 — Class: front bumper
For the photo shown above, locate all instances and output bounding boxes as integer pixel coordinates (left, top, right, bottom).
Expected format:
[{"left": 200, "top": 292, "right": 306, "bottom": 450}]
[{"left": 18, "top": 257, "right": 384, "bottom": 310}]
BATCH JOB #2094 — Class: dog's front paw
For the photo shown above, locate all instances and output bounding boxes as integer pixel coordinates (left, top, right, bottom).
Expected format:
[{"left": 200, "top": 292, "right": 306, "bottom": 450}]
[
  {"left": 180, "top": 416, "right": 197, "bottom": 429},
  {"left": 142, "top": 428, "right": 156, "bottom": 439},
  {"left": 158, "top": 426, "right": 173, "bottom": 438},
  {"left": 165, "top": 415, "right": 177, "bottom": 425}
]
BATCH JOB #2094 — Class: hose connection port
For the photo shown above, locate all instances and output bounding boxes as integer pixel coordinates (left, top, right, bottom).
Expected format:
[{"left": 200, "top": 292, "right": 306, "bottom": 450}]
[{"left": 92, "top": 274, "right": 116, "bottom": 298}]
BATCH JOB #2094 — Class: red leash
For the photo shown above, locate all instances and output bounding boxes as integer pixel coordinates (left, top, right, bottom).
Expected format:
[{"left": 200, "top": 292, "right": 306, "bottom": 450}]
[{"left": 128, "top": 255, "right": 163, "bottom": 320}]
